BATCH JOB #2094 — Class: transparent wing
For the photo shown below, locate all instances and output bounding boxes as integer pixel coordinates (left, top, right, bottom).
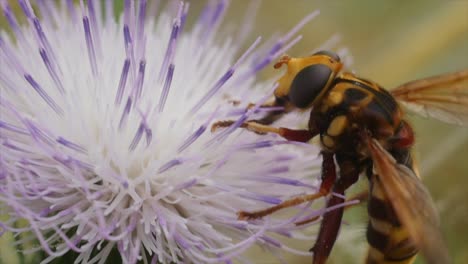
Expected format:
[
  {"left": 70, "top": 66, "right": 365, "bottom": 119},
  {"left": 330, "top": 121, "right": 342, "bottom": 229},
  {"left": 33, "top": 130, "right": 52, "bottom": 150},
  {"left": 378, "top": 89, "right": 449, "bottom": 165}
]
[
  {"left": 366, "top": 138, "right": 450, "bottom": 264},
  {"left": 391, "top": 69, "right": 468, "bottom": 126}
]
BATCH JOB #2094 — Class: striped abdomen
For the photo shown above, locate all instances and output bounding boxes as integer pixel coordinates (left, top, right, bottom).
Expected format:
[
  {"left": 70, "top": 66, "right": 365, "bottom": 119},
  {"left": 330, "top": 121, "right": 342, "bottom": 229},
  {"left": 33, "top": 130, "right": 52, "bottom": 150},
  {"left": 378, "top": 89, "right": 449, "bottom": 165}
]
[{"left": 365, "top": 149, "right": 418, "bottom": 264}]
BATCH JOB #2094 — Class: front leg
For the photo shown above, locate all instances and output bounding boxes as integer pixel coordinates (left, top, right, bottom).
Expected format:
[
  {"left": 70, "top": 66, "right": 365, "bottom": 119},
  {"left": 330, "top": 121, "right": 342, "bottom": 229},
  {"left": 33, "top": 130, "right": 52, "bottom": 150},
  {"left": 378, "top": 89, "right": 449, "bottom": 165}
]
[
  {"left": 211, "top": 121, "right": 317, "bottom": 142},
  {"left": 248, "top": 95, "right": 294, "bottom": 125}
]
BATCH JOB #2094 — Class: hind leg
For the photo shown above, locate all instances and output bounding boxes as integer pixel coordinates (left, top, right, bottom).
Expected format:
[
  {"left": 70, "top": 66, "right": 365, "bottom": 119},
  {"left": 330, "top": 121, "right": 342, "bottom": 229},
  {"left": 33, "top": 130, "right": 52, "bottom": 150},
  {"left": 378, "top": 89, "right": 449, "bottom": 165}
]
[
  {"left": 311, "top": 156, "right": 360, "bottom": 264},
  {"left": 238, "top": 152, "right": 336, "bottom": 220}
]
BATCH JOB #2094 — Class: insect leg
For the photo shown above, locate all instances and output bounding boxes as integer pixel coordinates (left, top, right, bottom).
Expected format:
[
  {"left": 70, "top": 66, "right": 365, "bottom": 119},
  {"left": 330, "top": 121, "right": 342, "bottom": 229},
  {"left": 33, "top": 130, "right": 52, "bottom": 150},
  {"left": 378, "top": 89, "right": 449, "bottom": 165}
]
[
  {"left": 237, "top": 152, "right": 335, "bottom": 220},
  {"left": 311, "top": 156, "right": 360, "bottom": 264},
  {"left": 211, "top": 96, "right": 293, "bottom": 132},
  {"left": 295, "top": 189, "right": 367, "bottom": 226},
  {"left": 249, "top": 98, "right": 291, "bottom": 125},
  {"left": 211, "top": 120, "right": 316, "bottom": 142}
]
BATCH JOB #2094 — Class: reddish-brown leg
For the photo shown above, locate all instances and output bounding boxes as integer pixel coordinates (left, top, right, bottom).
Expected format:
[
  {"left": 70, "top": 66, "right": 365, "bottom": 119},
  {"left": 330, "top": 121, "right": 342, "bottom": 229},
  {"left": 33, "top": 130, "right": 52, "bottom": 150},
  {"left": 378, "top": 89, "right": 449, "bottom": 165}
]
[
  {"left": 312, "top": 156, "right": 360, "bottom": 264},
  {"left": 237, "top": 151, "right": 334, "bottom": 220},
  {"left": 295, "top": 190, "right": 367, "bottom": 226},
  {"left": 247, "top": 96, "right": 293, "bottom": 125},
  {"left": 211, "top": 121, "right": 318, "bottom": 142},
  {"left": 279, "top": 127, "right": 316, "bottom": 142},
  {"left": 213, "top": 116, "right": 322, "bottom": 220}
]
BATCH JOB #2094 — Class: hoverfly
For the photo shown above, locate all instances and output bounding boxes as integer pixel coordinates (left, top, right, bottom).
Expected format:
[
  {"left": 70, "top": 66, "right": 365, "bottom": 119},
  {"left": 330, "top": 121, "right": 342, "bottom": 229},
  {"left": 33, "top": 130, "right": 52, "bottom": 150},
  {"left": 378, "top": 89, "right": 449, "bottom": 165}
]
[{"left": 211, "top": 50, "right": 468, "bottom": 264}]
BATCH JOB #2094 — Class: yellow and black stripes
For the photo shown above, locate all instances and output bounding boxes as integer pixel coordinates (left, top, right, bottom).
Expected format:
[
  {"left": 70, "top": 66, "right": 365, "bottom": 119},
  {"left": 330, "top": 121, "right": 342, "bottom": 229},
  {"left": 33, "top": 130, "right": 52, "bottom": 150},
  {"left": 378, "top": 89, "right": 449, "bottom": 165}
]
[
  {"left": 334, "top": 73, "right": 400, "bottom": 126},
  {"left": 366, "top": 175, "right": 418, "bottom": 264}
]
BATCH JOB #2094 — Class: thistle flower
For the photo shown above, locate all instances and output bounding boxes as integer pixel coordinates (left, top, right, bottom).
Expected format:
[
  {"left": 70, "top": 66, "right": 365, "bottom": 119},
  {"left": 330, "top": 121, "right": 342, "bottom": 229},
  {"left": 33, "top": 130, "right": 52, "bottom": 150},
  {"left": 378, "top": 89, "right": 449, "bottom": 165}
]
[{"left": 0, "top": 1, "right": 355, "bottom": 263}]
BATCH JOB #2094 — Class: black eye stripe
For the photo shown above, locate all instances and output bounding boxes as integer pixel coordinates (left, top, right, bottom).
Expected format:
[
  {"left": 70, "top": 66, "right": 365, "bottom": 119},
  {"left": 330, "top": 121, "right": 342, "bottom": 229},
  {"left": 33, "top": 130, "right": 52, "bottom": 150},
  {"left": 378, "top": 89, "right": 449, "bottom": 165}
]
[{"left": 289, "top": 64, "right": 332, "bottom": 108}]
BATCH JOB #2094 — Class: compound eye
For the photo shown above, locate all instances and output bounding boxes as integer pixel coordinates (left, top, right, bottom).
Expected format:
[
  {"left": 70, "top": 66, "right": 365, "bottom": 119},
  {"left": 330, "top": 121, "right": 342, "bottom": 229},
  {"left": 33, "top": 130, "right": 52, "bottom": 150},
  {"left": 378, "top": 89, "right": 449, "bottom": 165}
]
[
  {"left": 289, "top": 64, "right": 332, "bottom": 108},
  {"left": 313, "top": 50, "right": 341, "bottom": 62}
]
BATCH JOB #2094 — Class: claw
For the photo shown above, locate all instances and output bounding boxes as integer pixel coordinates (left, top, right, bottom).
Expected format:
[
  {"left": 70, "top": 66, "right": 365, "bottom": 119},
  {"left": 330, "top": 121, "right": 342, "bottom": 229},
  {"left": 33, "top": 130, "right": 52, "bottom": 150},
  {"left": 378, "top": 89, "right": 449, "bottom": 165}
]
[
  {"left": 237, "top": 211, "right": 259, "bottom": 220},
  {"left": 211, "top": 120, "right": 236, "bottom": 132}
]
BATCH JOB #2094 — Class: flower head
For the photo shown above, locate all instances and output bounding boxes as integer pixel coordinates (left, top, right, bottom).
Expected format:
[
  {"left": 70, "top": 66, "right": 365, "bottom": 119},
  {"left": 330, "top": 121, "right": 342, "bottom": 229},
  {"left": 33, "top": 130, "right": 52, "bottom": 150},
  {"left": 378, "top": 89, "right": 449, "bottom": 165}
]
[{"left": 0, "top": 1, "right": 345, "bottom": 263}]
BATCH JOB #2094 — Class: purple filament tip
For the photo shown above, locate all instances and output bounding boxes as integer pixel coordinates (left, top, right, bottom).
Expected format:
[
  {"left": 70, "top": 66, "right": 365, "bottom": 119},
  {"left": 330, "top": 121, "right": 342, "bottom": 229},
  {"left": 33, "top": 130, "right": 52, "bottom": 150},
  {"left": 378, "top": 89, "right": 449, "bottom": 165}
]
[
  {"left": 18, "top": 0, "right": 33, "bottom": 19},
  {"left": 158, "top": 159, "right": 183, "bottom": 173},
  {"left": 123, "top": 25, "right": 136, "bottom": 76},
  {"left": 129, "top": 123, "right": 144, "bottom": 151},
  {"left": 123, "top": 25, "right": 132, "bottom": 50},
  {"left": 198, "top": 0, "right": 227, "bottom": 43},
  {"left": 237, "top": 141, "right": 277, "bottom": 150},
  {"left": 242, "top": 192, "right": 282, "bottom": 205},
  {"left": 206, "top": 113, "right": 249, "bottom": 146},
  {"left": 174, "top": 178, "right": 197, "bottom": 191},
  {"left": 2, "top": 3, "right": 23, "bottom": 40},
  {"left": 24, "top": 119, "right": 54, "bottom": 146},
  {"left": 119, "top": 98, "right": 132, "bottom": 130},
  {"left": 83, "top": 16, "right": 98, "bottom": 76},
  {"left": 56, "top": 137, "right": 86, "bottom": 153},
  {"left": 178, "top": 107, "right": 219, "bottom": 153},
  {"left": 190, "top": 37, "right": 261, "bottom": 113},
  {"left": 115, "top": 59, "right": 131, "bottom": 105},
  {"left": 87, "top": 0, "right": 102, "bottom": 57},
  {"left": 24, "top": 74, "right": 63, "bottom": 115},
  {"left": 249, "top": 176, "right": 312, "bottom": 188},
  {"left": 134, "top": 60, "right": 146, "bottom": 101},
  {"left": 190, "top": 69, "right": 234, "bottom": 113},
  {"left": 210, "top": 0, "right": 227, "bottom": 26},
  {"left": 36, "top": 0, "right": 55, "bottom": 27},
  {"left": 177, "top": 125, "right": 207, "bottom": 153},
  {"left": 137, "top": 0, "right": 147, "bottom": 43},
  {"left": 32, "top": 18, "right": 57, "bottom": 67},
  {"left": 158, "top": 63, "right": 175, "bottom": 112},
  {"left": 3, "top": 140, "right": 28, "bottom": 153},
  {"left": 144, "top": 127, "right": 152, "bottom": 147},
  {"left": 0, "top": 121, "right": 28, "bottom": 135},
  {"left": 39, "top": 48, "right": 64, "bottom": 94},
  {"left": 174, "top": 233, "right": 191, "bottom": 250},
  {"left": 206, "top": 87, "right": 273, "bottom": 145},
  {"left": 179, "top": 3, "right": 190, "bottom": 34},
  {"left": 268, "top": 166, "right": 290, "bottom": 174},
  {"left": 261, "top": 236, "right": 282, "bottom": 248},
  {"left": 251, "top": 12, "right": 319, "bottom": 74},
  {"left": 158, "top": 15, "right": 180, "bottom": 83}
]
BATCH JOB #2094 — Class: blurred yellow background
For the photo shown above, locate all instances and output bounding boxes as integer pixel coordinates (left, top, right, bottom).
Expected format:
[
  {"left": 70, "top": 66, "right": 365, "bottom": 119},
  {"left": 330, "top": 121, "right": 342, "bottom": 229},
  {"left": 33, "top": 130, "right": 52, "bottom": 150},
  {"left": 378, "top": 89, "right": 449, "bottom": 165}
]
[{"left": 1, "top": 1, "right": 467, "bottom": 263}]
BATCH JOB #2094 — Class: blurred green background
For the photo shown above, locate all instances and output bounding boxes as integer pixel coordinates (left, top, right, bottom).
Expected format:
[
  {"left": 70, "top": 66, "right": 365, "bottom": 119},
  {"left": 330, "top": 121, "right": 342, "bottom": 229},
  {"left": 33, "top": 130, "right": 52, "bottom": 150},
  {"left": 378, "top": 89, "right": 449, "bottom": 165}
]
[{"left": 1, "top": 1, "right": 467, "bottom": 263}]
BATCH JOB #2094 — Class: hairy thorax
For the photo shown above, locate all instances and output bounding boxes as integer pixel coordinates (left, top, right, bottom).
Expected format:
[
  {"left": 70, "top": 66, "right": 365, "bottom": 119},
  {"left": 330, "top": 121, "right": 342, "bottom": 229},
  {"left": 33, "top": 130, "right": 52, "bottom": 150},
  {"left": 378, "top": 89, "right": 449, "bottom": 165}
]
[{"left": 311, "top": 73, "right": 404, "bottom": 160}]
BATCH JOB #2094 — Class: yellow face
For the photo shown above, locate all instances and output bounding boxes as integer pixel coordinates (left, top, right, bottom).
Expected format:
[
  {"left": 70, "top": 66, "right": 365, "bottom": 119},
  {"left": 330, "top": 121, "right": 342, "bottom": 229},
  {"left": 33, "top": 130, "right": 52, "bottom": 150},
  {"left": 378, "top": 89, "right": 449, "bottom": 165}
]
[{"left": 273, "top": 52, "right": 343, "bottom": 108}]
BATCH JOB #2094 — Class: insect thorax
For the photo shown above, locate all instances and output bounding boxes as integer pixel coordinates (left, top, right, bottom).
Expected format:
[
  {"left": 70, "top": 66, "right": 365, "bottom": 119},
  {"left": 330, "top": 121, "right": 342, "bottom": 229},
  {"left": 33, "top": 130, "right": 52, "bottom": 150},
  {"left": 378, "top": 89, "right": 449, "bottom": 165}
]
[{"left": 312, "top": 73, "right": 403, "bottom": 156}]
